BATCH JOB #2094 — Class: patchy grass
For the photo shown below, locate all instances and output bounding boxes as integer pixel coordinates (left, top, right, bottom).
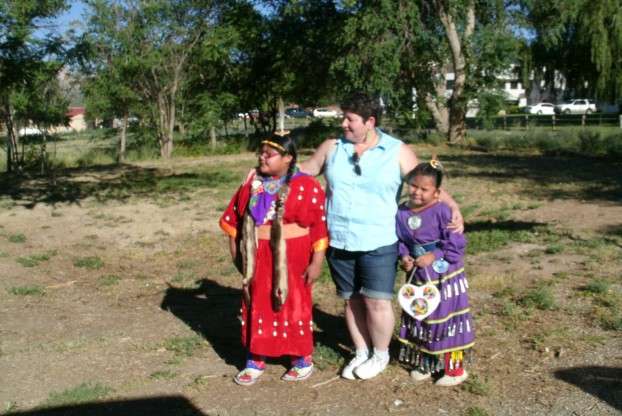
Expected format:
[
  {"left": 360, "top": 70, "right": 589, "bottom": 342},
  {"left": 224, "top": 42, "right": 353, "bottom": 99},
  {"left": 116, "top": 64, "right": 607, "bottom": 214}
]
[
  {"left": 99, "top": 275, "right": 122, "bottom": 286},
  {"left": 313, "top": 342, "right": 345, "bottom": 371},
  {"left": 74, "top": 256, "right": 104, "bottom": 270},
  {"left": 8, "top": 234, "right": 26, "bottom": 243},
  {"left": 462, "top": 374, "right": 492, "bottom": 396},
  {"left": 156, "top": 335, "right": 206, "bottom": 357},
  {"left": 37, "top": 382, "right": 113, "bottom": 409},
  {"left": 10, "top": 286, "right": 45, "bottom": 296},
  {"left": 17, "top": 250, "right": 56, "bottom": 267},
  {"left": 149, "top": 370, "right": 177, "bottom": 381}
]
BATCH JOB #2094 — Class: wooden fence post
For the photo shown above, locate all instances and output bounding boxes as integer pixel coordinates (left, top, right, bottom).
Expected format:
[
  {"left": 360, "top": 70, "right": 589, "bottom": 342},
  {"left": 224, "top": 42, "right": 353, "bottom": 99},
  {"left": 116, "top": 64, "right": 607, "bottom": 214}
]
[
  {"left": 619, "top": 115, "right": 622, "bottom": 129},
  {"left": 552, "top": 115, "right": 555, "bottom": 131},
  {"left": 525, "top": 115, "right": 528, "bottom": 130},
  {"left": 582, "top": 115, "right": 586, "bottom": 128}
]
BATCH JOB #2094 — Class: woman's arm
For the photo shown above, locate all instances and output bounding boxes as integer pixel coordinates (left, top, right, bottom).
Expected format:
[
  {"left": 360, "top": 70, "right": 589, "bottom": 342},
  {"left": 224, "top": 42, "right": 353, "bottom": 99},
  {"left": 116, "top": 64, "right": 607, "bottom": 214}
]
[
  {"left": 398, "top": 143, "right": 419, "bottom": 179},
  {"left": 438, "top": 189, "right": 464, "bottom": 234},
  {"left": 298, "top": 138, "right": 337, "bottom": 177}
]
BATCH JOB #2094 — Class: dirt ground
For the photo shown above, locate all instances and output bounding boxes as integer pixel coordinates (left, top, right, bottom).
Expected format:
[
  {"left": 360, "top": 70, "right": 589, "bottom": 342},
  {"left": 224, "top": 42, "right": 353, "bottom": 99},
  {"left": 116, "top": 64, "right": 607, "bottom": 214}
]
[{"left": 1, "top": 154, "right": 621, "bottom": 416}]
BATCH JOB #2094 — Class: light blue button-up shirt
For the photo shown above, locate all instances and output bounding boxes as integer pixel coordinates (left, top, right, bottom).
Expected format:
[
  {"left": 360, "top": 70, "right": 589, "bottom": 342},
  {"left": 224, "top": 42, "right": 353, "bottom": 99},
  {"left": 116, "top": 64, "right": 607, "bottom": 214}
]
[{"left": 324, "top": 129, "right": 403, "bottom": 251}]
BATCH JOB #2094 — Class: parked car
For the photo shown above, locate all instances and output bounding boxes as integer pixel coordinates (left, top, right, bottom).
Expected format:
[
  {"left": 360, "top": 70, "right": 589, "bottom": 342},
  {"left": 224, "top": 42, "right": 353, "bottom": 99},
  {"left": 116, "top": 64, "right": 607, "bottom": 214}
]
[
  {"left": 284, "top": 107, "right": 311, "bottom": 118},
  {"left": 524, "top": 102, "right": 555, "bottom": 115},
  {"left": 554, "top": 99, "right": 597, "bottom": 115},
  {"left": 242, "top": 109, "right": 269, "bottom": 120},
  {"left": 313, "top": 108, "right": 338, "bottom": 118},
  {"left": 18, "top": 127, "right": 43, "bottom": 135}
]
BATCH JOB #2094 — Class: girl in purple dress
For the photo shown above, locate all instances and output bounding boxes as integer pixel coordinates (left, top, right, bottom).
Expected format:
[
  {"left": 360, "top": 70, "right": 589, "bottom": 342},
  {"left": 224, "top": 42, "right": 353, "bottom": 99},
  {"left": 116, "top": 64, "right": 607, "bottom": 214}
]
[{"left": 396, "top": 158, "right": 474, "bottom": 387}]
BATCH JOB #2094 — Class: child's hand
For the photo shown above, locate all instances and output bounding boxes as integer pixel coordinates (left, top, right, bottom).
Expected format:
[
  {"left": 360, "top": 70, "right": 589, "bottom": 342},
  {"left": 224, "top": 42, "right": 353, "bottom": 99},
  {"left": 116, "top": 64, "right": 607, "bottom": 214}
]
[
  {"left": 415, "top": 252, "right": 435, "bottom": 268},
  {"left": 401, "top": 255, "right": 415, "bottom": 272},
  {"left": 302, "top": 261, "right": 323, "bottom": 286}
]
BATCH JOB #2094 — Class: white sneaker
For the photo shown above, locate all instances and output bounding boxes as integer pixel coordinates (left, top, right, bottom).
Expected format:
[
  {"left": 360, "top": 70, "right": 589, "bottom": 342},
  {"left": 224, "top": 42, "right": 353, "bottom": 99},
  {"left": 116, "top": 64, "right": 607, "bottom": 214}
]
[
  {"left": 435, "top": 370, "right": 468, "bottom": 387},
  {"left": 410, "top": 368, "right": 432, "bottom": 382},
  {"left": 353, "top": 353, "right": 389, "bottom": 380},
  {"left": 341, "top": 352, "right": 369, "bottom": 379}
]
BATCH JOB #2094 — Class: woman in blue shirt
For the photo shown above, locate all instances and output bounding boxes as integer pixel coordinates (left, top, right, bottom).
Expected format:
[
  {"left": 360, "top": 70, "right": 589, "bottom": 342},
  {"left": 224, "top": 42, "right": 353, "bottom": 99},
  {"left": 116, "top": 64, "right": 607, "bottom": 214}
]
[{"left": 300, "top": 92, "right": 463, "bottom": 380}]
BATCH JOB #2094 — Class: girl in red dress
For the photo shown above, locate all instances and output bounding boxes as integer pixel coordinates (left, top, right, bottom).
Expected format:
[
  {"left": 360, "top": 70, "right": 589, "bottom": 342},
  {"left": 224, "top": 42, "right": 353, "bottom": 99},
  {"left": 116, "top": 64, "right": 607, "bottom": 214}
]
[{"left": 220, "top": 133, "right": 328, "bottom": 386}]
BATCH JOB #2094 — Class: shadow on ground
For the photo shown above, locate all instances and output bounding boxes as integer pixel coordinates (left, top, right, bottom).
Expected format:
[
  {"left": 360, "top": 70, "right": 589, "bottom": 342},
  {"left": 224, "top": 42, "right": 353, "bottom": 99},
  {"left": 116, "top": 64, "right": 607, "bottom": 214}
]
[
  {"left": 160, "top": 279, "right": 351, "bottom": 370},
  {"left": 554, "top": 366, "right": 622, "bottom": 411},
  {"left": 439, "top": 154, "right": 622, "bottom": 203},
  {"left": 0, "top": 164, "right": 242, "bottom": 209},
  {"left": 10, "top": 396, "right": 206, "bottom": 416}
]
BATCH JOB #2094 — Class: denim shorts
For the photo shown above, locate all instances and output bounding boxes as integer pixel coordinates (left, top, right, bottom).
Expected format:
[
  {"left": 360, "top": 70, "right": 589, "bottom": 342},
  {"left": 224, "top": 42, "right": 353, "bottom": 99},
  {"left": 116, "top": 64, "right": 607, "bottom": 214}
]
[{"left": 327, "top": 242, "right": 398, "bottom": 301}]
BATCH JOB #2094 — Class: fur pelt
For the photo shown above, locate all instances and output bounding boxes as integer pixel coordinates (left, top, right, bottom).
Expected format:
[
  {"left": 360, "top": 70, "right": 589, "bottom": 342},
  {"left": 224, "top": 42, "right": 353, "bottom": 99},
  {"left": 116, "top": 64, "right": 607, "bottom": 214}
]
[
  {"left": 270, "top": 184, "right": 290, "bottom": 312},
  {"left": 240, "top": 209, "right": 256, "bottom": 306}
]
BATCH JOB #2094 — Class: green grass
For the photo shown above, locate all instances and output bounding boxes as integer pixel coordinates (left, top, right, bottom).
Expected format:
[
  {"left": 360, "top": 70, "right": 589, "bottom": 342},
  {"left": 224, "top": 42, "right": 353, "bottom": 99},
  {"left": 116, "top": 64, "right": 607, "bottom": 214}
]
[
  {"left": 157, "top": 335, "right": 206, "bottom": 357},
  {"left": 466, "top": 228, "right": 536, "bottom": 255},
  {"left": 149, "top": 370, "right": 177, "bottom": 381},
  {"left": 584, "top": 279, "right": 610, "bottom": 294},
  {"left": 74, "top": 256, "right": 104, "bottom": 270},
  {"left": 99, "top": 275, "right": 122, "bottom": 286},
  {"left": 462, "top": 374, "right": 491, "bottom": 396},
  {"left": 37, "top": 382, "right": 113, "bottom": 409},
  {"left": 176, "top": 260, "right": 199, "bottom": 269},
  {"left": 8, "top": 234, "right": 26, "bottom": 243},
  {"left": 10, "top": 286, "right": 45, "bottom": 296},
  {"left": 17, "top": 251, "right": 56, "bottom": 267},
  {"left": 312, "top": 342, "right": 345, "bottom": 370},
  {"left": 520, "top": 287, "right": 556, "bottom": 310}
]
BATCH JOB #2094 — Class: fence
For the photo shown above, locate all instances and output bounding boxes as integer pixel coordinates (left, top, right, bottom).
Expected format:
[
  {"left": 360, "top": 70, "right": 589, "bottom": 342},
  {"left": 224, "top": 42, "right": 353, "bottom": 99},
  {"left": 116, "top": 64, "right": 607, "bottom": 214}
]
[{"left": 486, "top": 113, "right": 622, "bottom": 131}]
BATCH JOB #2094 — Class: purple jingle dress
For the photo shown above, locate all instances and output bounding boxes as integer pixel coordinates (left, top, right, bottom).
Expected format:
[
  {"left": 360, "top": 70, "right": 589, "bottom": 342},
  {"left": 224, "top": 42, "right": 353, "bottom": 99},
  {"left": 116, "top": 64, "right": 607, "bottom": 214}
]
[{"left": 396, "top": 201, "right": 474, "bottom": 374}]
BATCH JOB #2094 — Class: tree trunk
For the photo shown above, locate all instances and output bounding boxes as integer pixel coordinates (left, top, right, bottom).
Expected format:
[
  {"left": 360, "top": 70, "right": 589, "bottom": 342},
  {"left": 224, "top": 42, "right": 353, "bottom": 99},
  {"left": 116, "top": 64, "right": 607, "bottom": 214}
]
[
  {"left": 448, "top": 106, "right": 467, "bottom": 144},
  {"left": 210, "top": 126, "right": 216, "bottom": 148},
  {"left": 120, "top": 113, "right": 127, "bottom": 163},
  {"left": 433, "top": 0, "right": 474, "bottom": 145},
  {"left": 424, "top": 96, "right": 450, "bottom": 134}
]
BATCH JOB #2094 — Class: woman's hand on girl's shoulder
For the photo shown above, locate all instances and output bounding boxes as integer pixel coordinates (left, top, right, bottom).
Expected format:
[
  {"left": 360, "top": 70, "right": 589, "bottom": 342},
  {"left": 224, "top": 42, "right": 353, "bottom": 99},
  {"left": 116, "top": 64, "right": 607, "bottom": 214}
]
[
  {"left": 447, "top": 208, "right": 464, "bottom": 234},
  {"left": 242, "top": 169, "right": 257, "bottom": 186}
]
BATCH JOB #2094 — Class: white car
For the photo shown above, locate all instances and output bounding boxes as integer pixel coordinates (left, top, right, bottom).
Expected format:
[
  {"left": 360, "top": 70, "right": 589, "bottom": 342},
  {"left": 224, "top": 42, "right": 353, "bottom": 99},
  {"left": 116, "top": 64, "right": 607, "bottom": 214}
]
[
  {"left": 554, "top": 99, "right": 597, "bottom": 114},
  {"left": 524, "top": 103, "right": 555, "bottom": 115},
  {"left": 313, "top": 108, "right": 338, "bottom": 118},
  {"left": 19, "top": 127, "right": 43, "bottom": 135}
]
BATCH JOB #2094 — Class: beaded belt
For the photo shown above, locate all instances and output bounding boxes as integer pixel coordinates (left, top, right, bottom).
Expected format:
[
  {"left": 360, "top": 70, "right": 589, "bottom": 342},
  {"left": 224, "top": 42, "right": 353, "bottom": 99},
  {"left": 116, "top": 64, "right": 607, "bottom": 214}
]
[{"left": 410, "top": 241, "right": 438, "bottom": 258}]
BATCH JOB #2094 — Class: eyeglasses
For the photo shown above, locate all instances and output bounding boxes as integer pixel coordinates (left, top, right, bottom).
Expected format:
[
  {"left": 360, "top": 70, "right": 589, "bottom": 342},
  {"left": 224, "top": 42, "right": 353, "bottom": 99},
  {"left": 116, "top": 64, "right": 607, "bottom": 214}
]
[
  {"left": 256, "top": 151, "right": 281, "bottom": 160},
  {"left": 351, "top": 152, "right": 361, "bottom": 176}
]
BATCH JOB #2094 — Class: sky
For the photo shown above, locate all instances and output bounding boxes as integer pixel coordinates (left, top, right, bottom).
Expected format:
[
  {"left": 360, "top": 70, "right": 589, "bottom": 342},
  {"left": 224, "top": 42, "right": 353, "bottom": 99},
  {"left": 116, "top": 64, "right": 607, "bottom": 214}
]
[{"left": 54, "top": 0, "right": 87, "bottom": 33}]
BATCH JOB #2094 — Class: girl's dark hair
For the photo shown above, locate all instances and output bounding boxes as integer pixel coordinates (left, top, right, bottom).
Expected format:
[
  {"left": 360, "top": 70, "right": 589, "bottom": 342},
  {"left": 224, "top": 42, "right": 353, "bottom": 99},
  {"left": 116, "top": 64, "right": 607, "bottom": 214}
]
[
  {"left": 339, "top": 91, "right": 383, "bottom": 127},
  {"left": 263, "top": 133, "right": 298, "bottom": 185},
  {"left": 406, "top": 159, "right": 444, "bottom": 188}
]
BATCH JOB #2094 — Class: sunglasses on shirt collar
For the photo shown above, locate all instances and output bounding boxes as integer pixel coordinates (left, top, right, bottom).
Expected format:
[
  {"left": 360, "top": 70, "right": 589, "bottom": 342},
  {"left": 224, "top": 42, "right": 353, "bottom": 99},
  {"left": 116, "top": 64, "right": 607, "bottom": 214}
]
[{"left": 351, "top": 152, "right": 362, "bottom": 176}]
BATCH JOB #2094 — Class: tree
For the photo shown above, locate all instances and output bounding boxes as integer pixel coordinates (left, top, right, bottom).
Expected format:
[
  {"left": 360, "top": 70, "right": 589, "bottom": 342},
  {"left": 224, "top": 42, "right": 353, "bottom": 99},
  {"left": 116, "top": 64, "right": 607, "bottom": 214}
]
[
  {"left": 78, "top": 0, "right": 146, "bottom": 163},
  {"left": 82, "top": 0, "right": 219, "bottom": 158},
  {"left": 334, "top": 0, "right": 517, "bottom": 144},
  {"left": 183, "top": 1, "right": 265, "bottom": 141},
  {"left": 516, "top": 0, "right": 622, "bottom": 103},
  {"left": 0, "top": 0, "right": 69, "bottom": 174}
]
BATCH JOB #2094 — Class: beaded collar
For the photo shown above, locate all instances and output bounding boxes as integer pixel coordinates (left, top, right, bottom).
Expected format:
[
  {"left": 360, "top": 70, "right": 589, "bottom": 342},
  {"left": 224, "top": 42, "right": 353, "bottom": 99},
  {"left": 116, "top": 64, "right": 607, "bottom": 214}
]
[{"left": 248, "top": 167, "right": 304, "bottom": 224}]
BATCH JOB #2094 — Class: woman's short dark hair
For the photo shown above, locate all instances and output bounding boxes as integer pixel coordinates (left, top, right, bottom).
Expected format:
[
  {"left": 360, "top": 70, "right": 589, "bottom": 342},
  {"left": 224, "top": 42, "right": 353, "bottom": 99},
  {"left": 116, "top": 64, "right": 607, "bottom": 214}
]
[{"left": 339, "top": 92, "right": 383, "bottom": 127}]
